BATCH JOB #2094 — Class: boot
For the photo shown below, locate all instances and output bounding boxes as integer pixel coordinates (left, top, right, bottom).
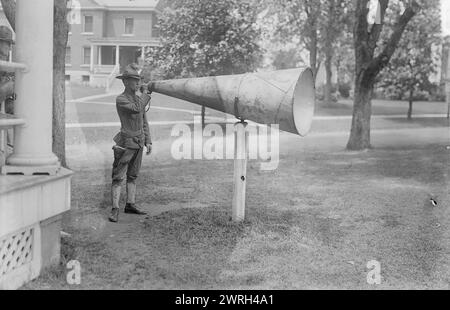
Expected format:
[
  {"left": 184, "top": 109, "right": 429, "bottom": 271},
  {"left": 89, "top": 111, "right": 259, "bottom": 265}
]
[
  {"left": 124, "top": 182, "right": 147, "bottom": 215},
  {"left": 124, "top": 203, "right": 147, "bottom": 215},
  {"left": 108, "top": 184, "right": 121, "bottom": 223}
]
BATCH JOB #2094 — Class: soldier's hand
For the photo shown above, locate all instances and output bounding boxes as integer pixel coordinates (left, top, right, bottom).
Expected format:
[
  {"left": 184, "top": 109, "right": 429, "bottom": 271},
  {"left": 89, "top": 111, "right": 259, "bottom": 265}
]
[
  {"left": 140, "top": 83, "right": 148, "bottom": 94},
  {"left": 147, "top": 82, "right": 155, "bottom": 94},
  {"left": 145, "top": 143, "right": 152, "bottom": 155}
]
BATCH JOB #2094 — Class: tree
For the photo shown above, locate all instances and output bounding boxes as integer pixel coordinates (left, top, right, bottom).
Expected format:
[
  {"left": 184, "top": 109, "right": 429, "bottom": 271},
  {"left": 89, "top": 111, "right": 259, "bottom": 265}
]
[
  {"left": 148, "top": 0, "right": 262, "bottom": 128},
  {"left": 378, "top": 0, "right": 441, "bottom": 120},
  {"left": 269, "top": 0, "right": 352, "bottom": 104},
  {"left": 1, "top": 0, "right": 69, "bottom": 166},
  {"left": 270, "top": 0, "right": 322, "bottom": 78},
  {"left": 147, "top": 0, "right": 262, "bottom": 79},
  {"left": 320, "top": 0, "right": 352, "bottom": 104},
  {"left": 347, "top": 0, "right": 420, "bottom": 150},
  {"left": 53, "top": 0, "right": 70, "bottom": 167}
]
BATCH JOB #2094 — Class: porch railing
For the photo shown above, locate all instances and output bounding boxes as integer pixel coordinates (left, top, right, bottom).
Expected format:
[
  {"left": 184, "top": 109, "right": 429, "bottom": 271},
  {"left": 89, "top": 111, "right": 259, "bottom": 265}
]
[
  {"left": 0, "top": 60, "right": 27, "bottom": 167},
  {"left": 105, "top": 63, "right": 120, "bottom": 93}
]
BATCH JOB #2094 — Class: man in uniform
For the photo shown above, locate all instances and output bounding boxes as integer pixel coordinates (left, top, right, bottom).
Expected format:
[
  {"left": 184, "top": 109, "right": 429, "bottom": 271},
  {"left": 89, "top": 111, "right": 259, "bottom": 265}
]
[{"left": 108, "top": 64, "right": 153, "bottom": 223}]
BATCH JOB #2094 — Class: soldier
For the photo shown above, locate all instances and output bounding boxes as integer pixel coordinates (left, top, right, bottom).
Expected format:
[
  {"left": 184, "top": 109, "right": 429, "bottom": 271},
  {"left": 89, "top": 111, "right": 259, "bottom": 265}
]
[{"left": 108, "top": 64, "right": 153, "bottom": 223}]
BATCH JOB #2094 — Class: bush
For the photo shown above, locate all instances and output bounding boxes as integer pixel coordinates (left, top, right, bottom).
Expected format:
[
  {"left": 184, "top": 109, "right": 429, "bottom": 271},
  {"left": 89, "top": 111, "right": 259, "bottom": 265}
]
[
  {"left": 376, "top": 82, "right": 446, "bottom": 102},
  {"left": 338, "top": 83, "right": 351, "bottom": 98},
  {"left": 316, "top": 84, "right": 339, "bottom": 104}
]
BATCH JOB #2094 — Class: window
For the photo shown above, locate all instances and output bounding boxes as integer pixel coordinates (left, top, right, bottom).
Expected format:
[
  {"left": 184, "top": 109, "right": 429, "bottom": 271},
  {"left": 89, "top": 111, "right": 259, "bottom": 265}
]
[
  {"left": 83, "top": 47, "right": 91, "bottom": 65},
  {"left": 124, "top": 18, "right": 134, "bottom": 35},
  {"left": 65, "top": 75, "right": 71, "bottom": 81},
  {"left": 84, "top": 15, "right": 93, "bottom": 33},
  {"left": 65, "top": 46, "right": 71, "bottom": 64},
  {"left": 151, "top": 13, "right": 159, "bottom": 37},
  {"left": 82, "top": 75, "right": 90, "bottom": 83}
]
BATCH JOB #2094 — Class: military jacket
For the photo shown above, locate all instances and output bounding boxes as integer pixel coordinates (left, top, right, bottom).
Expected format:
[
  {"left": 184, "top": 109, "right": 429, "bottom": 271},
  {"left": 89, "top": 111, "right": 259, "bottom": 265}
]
[{"left": 113, "top": 92, "right": 151, "bottom": 149}]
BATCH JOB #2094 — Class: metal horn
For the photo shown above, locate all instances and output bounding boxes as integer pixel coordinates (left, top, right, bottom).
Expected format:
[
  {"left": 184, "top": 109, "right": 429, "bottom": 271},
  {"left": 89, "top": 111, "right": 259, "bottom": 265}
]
[{"left": 149, "top": 68, "right": 315, "bottom": 136}]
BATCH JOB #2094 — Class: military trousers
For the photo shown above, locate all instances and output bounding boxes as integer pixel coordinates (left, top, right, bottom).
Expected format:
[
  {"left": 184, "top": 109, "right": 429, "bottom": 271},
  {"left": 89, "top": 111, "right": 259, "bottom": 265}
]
[{"left": 111, "top": 146, "right": 144, "bottom": 186}]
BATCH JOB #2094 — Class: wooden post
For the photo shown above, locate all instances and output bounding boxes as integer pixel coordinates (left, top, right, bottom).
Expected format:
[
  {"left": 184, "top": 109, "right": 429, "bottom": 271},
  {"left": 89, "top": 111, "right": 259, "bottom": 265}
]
[
  {"left": 201, "top": 106, "right": 206, "bottom": 129},
  {"left": 232, "top": 121, "right": 248, "bottom": 222}
]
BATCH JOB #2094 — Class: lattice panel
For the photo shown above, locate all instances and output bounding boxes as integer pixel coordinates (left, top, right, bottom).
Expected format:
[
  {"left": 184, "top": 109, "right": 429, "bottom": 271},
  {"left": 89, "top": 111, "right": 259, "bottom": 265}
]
[{"left": 0, "top": 228, "right": 33, "bottom": 276}]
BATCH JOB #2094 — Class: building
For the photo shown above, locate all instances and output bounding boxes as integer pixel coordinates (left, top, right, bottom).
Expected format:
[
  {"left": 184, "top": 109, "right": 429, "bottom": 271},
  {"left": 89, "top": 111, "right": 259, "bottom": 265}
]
[{"left": 66, "top": 0, "right": 161, "bottom": 88}]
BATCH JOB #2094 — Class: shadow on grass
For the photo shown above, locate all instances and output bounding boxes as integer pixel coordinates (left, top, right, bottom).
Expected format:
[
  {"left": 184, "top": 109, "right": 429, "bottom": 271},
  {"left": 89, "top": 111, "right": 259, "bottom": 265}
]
[
  {"left": 26, "top": 202, "right": 345, "bottom": 289},
  {"left": 135, "top": 204, "right": 344, "bottom": 289}
]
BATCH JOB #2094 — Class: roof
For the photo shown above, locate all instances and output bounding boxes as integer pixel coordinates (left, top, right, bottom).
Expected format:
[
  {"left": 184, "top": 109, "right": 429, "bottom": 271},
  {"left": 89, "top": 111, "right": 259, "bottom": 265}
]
[
  {"left": 93, "top": 0, "right": 159, "bottom": 10},
  {"left": 78, "top": 0, "right": 104, "bottom": 9}
]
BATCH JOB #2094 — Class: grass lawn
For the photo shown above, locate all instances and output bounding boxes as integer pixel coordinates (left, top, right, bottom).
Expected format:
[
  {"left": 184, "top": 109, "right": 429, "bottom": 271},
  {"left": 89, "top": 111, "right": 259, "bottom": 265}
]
[
  {"left": 316, "top": 99, "right": 448, "bottom": 116},
  {"left": 23, "top": 137, "right": 449, "bottom": 289},
  {"left": 20, "top": 87, "right": 449, "bottom": 290},
  {"left": 66, "top": 83, "right": 106, "bottom": 100}
]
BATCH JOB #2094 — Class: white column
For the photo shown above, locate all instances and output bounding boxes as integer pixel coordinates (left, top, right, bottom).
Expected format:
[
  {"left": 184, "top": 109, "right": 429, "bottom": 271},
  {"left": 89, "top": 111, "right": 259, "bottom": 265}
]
[
  {"left": 90, "top": 44, "right": 94, "bottom": 72},
  {"left": 141, "top": 46, "right": 146, "bottom": 62},
  {"left": 232, "top": 121, "right": 248, "bottom": 222},
  {"left": 6, "top": 0, "right": 59, "bottom": 171},
  {"left": 115, "top": 45, "right": 120, "bottom": 66},
  {"left": 98, "top": 46, "right": 102, "bottom": 66}
]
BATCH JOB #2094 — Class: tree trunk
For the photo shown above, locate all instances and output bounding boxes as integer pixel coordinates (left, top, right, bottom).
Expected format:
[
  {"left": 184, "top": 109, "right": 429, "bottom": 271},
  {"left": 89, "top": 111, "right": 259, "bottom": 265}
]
[
  {"left": 447, "top": 89, "right": 450, "bottom": 119},
  {"left": 407, "top": 101, "right": 413, "bottom": 120},
  {"left": 53, "top": 0, "right": 69, "bottom": 167},
  {"left": 347, "top": 82, "right": 373, "bottom": 150},
  {"left": 324, "top": 45, "right": 333, "bottom": 105},
  {"left": 309, "top": 25, "right": 320, "bottom": 80},
  {"left": 407, "top": 88, "right": 413, "bottom": 120}
]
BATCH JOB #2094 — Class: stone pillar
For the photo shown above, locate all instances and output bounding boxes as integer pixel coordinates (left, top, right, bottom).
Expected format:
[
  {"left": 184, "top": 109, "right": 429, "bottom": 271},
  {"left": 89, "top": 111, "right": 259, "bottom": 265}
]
[{"left": 5, "top": 0, "right": 59, "bottom": 175}]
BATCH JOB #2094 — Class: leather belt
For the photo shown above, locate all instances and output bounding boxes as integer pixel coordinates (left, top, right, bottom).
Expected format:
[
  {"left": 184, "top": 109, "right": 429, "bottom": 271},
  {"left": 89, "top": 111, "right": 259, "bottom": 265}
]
[{"left": 120, "top": 129, "right": 144, "bottom": 138}]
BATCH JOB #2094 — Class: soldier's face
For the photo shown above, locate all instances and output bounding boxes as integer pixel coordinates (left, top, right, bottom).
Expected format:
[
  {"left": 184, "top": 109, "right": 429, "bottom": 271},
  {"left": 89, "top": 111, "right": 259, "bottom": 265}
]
[{"left": 123, "top": 78, "right": 139, "bottom": 92}]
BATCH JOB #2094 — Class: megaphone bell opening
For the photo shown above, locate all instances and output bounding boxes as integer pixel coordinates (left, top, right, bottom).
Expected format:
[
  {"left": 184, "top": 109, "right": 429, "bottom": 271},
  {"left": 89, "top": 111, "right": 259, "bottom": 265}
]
[{"left": 293, "top": 69, "right": 315, "bottom": 137}]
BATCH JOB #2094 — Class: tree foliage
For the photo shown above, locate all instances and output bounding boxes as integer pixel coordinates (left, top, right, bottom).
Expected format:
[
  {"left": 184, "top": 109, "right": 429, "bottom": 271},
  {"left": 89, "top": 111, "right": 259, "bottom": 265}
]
[
  {"left": 147, "top": 0, "right": 263, "bottom": 79},
  {"left": 378, "top": 0, "right": 441, "bottom": 112},
  {"left": 267, "top": 0, "right": 352, "bottom": 104}
]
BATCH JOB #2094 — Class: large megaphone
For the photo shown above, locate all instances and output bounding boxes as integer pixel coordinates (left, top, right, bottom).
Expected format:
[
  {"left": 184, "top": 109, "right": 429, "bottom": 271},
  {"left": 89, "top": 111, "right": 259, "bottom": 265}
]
[{"left": 149, "top": 68, "right": 315, "bottom": 136}]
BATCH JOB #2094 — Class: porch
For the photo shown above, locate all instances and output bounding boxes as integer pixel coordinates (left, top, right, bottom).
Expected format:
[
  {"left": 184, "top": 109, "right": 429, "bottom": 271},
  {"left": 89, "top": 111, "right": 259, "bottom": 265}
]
[
  {"left": 88, "top": 37, "right": 159, "bottom": 90},
  {"left": 0, "top": 0, "right": 72, "bottom": 289}
]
